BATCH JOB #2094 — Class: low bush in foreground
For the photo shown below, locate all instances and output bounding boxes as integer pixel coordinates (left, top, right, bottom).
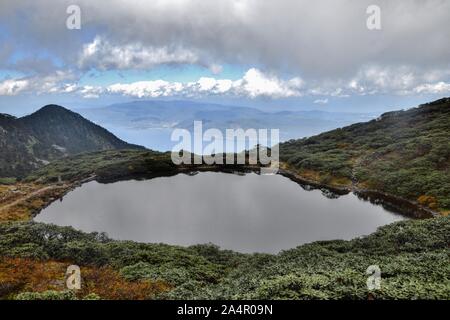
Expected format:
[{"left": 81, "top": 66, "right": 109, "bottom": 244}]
[{"left": 0, "top": 216, "right": 448, "bottom": 299}]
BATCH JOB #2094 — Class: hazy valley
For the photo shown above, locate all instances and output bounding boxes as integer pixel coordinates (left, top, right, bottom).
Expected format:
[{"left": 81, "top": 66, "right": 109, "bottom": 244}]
[{"left": 0, "top": 98, "right": 448, "bottom": 300}]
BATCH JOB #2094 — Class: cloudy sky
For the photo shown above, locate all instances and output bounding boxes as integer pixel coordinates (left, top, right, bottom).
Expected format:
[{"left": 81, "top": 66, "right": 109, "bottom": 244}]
[{"left": 0, "top": 0, "right": 449, "bottom": 114}]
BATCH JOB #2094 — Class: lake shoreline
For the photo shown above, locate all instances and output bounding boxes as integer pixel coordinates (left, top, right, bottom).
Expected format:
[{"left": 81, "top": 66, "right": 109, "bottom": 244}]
[
  {"left": 34, "top": 171, "right": 408, "bottom": 253},
  {"left": 278, "top": 168, "right": 438, "bottom": 219},
  {"left": 1, "top": 161, "right": 438, "bottom": 223}
]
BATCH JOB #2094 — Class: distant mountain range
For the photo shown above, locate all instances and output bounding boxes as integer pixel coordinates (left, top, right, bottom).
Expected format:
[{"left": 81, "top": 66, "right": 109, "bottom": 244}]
[
  {"left": 0, "top": 105, "right": 142, "bottom": 177},
  {"left": 0, "top": 100, "right": 377, "bottom": 177},
  {"left": 77, "top": 100, "right": 375, "bottom": 149}
]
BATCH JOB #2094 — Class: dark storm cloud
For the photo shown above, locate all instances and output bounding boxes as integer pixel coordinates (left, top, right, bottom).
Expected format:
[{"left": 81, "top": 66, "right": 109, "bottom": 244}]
[
  {"left": 0, "top": 0, "right": 449, "bottom": 98},
  {"left": 0, "top": 0, "right": 449, "bottom": 76}
]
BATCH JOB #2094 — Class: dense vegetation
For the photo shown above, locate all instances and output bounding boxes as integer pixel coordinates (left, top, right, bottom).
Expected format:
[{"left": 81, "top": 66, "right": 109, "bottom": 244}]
[
  {"left": 280, "top": 98, "right": 450, "bottom": 212},
  {"left": 1, "top": 98, "right": 449, "bottom": 300},
  {"left": 19, "top": 98, "right": 450, "bottom": 213},
  {"left": 25, "top": 148, "right": 264, "bottom": 184},
  {"left": 0, "top": 216, "right": 448, "bottom": 299},
  {"left": 0, "top": 105, "right": 142, "bottom": 178},
  {"left": 25, "top": 149, "right": 177, "bottom": 183}
]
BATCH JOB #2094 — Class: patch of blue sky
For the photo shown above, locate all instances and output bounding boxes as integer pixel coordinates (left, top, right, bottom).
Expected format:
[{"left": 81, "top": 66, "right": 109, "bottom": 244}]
[
  {"left": 78, "top": 63, "right": 246, "bottom": 87},
  {"left": 0, "top": 22, "right": 11, "bottom": 38},
  {"left": 10, "top": 49, "right": 64, "bottom": 65},
  {"left": 0, "top": 70, "right": 25, "bottom": 80}
]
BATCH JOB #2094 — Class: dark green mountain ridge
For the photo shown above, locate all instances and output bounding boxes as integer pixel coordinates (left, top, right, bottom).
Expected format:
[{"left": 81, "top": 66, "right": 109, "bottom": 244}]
[
  {"left": 0, "top": 99, "right": 449, "bottom": 300},
  {"left": 280, "top": 97, "right": 450, "bottom": 212},
  {"left": 0, "top": 105, "right": 143, "bottom": 178},
  {"left": 21, "top": 98, "right": 450, "bottom": 212}
]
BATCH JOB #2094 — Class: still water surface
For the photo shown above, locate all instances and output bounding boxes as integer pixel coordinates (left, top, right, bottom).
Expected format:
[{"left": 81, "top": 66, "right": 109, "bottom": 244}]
[{"left": 35, "top": 172, "right": 405, "bottom": 253}]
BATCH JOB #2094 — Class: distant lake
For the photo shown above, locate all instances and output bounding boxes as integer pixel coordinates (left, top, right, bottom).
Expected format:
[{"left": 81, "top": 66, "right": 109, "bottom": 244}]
[
  {"left": 35, "top": 172, "right": 405, "bottom": 253},
  {"left": 103, "top": 126, "right": 278, "bottom": 153}
]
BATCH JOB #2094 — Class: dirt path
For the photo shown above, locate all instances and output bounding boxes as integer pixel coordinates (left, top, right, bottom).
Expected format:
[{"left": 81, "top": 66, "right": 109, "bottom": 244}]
[{"left": 0, "top": 185, "right": 58, "bottom": 212}]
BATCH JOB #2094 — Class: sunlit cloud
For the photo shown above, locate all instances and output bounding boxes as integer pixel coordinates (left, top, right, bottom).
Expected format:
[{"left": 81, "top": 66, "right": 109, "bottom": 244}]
[
  {"left": 0, "top": 79, "right": 29, "bottom": 96},
  {"left": 78, "top": 36, "right": 199, "bottom": 70},
  {"left": 105, "top": 68, "right": 304, "bottom": 99}
]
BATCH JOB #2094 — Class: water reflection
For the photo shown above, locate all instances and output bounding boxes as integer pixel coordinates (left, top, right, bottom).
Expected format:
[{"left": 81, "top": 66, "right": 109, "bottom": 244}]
[{"left": 35, "top": 172, "right": 405, "bottom": 253}]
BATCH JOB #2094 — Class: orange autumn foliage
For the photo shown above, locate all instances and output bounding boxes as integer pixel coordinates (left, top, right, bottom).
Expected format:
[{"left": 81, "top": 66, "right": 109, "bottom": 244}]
[
  {"left": 80, "top": 266, "right": 171, "bottom": 300},
  {"left": 0, "top": 257, "right": 171, "bottom": 300},
  {"left": 417, "top": 195, "right": 438, "bottom": 210}
]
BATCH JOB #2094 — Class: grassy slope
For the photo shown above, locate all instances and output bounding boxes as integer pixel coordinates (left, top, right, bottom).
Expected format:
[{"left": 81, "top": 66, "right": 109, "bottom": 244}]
[
  {"left": 26, "top": 98, "right": 450, "bottom": 213},
  {"left": 1, "top": 98, "right": 449, "bottom": 299},
  {"left": 0, "top": 216, "right": 448, "bottom": 299},
  {"left": 24, "top": 149, "right": 262, "bottom": 184},
  {"left": 25, "top": 149, "right": 177, "bottom": 183},
  {"left": 280, "top": 98, "right": 450, "bottom": 213}
]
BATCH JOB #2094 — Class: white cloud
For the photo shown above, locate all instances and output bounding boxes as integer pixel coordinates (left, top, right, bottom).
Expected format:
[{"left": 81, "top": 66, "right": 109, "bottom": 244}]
[
  {"left": 62, "top": 84, "right": 77, "bottom": 93},
  {"left": 0, "top": 70, "right": 78, "bottom": 96},
  {"left": 1, "top": 0, "right": 450, "bottom": 103},
  {"left": 79, "top": 86, "right": 103, "bottom": 99},
  {"left": 192, "top": 77, "right": 233, "bottom": 94},
  {"left": 344, "top": 65, "right": 450, "bottom": 96},
  {"left": 413, "top": 82, "right": 450, "bottom": 94},
  {"left": 79, "top": 36, "right": 199, "bottom": 70},
  {"left": 0, "top": 79, "right": 29, "bottom": 96},
  {"left": 36, "top": 71, "right": 77, "bottom": 94},
  {"left": 347, "top": 66, "right": 415, "bottom": 95},
  {"left": 4, "top": 65, "right": 450, "bottom": 101},
  {"left": 236, "top": 68, "right": 303, "bottom": 98},
  {"left": 3, "top": 0, "right": 450, "bottom": 79},
  {"left": 105, "top": 68, "right": 303, "bottom": 99},
  {"left": 314, "top": 98, "right": 328, "bottom": 105},
  {"left": 108, "top": 80, "right": 183, "bottom": 98}
]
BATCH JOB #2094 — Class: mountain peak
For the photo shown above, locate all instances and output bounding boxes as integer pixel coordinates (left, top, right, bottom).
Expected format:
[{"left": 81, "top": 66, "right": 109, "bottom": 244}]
[
  {"left": 0, "top": 105, "right": 144, "bottom": 178},
  {"left": 33, "top": 104, "right": 73, "bottom": 115},
  {"left": 41, "top": 104, "right": 65, "bottom": 109}
]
